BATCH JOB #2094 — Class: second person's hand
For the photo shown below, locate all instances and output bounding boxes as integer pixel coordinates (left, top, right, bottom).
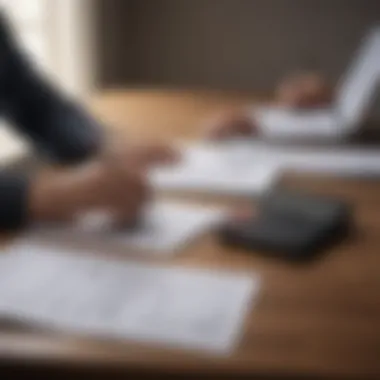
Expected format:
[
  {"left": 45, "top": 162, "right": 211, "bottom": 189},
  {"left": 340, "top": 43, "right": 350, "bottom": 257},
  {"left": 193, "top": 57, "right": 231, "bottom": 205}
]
[
  {"left": 103, "top": 135, "right": 180, "bottom": 170},
  {"left": 202, "top": 111, "right": 258, "bottom": 141}
]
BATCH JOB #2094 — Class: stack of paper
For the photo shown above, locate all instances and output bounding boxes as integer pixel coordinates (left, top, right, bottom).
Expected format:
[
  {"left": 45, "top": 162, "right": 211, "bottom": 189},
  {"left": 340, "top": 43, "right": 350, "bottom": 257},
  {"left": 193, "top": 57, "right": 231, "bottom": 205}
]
[
  {"left": 154, "top": 141, "right": 380, "bottom": 183},
  {"left": 250, "top": 143, "right": 380, "bottom": 177},
  {"left": 150, "top": 142, "right": 279, "bottom": 195},
  {"left": 252, "top": 107, "right": 340, "bottom": 140},
  {"left": 0, "top": 244, "right": 260, "bottom": 353}
]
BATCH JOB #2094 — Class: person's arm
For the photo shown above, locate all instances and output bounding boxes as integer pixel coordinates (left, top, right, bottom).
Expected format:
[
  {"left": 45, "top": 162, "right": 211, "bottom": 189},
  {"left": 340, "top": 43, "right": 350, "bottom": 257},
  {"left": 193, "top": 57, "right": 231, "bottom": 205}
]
[
  {"left": 0, "top": 156, "right": 149, "bottom": 231},
  {"left": 0, "top": 11, "right": 104, "bottom": 230},
  {"left": 0, "top": 11, "right": 103, "bottom": 164},
  {"left": 0, "top": 171, "right": 29, "bottom": 230},
  {"left": 0, "top": 13, "right": 179, "bottom": 230}
]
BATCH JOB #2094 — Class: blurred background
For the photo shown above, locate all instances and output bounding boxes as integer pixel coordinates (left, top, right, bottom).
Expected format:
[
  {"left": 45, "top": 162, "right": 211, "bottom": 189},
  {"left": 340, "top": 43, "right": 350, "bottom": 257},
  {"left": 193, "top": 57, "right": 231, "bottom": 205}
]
[
  {"left": 0, "top": 0, "right": 95, "bottom": 96},
  {"left": 0, "top": 0, "right": 379, "bottom": 160},
  {"left": 2, "top": 0, "right": 379, "bottom": 94},
  {"left": 96, "top": 0, "right": 380, "bottom": 93}
]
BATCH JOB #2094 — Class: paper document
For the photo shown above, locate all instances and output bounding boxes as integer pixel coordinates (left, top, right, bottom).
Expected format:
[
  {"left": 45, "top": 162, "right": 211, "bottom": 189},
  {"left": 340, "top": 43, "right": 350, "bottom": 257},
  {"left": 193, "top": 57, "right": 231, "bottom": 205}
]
[
  {"left": 279, "top": 149, "right": 380, "bottom": 176},
  {"left": 252, "top": 27, "right": 380, "bottom": 140},
  {"left": 171, "top": 141, "right": 380, "bottom": 178},
  {"left": 23, "top": 201, "right": 227, "bottom": 255},
  {"left": 0, "top": 245, "right": 260, "bottom": 353},
  {"left": 250, "top": 143, "right": 380, "bottom": 176},
  {"left": 150, "top": 142, "right": 278, "bottom": 195},
  {"left": 252, "top": 107, "right": 340, "bottom": 140}
]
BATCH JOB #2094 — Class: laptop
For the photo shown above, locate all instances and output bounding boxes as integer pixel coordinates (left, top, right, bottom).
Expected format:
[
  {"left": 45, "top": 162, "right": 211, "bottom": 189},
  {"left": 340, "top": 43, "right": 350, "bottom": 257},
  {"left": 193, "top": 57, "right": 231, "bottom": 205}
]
[{"left": 252, "top": 27, "right": 380, "bottom": 142}]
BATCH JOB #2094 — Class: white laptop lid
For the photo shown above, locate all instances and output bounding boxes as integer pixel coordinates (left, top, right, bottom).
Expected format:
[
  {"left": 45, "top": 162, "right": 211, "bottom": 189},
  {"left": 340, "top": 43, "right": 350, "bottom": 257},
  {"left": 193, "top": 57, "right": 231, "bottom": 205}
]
[{"left": 335, "top": 27, "right": 380, "bottom": 129}]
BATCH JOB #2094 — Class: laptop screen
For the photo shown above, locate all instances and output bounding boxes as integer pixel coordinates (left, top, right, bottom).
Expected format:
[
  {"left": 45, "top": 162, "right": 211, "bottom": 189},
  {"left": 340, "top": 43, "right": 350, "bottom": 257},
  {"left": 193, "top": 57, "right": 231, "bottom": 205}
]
[{"left": 335, "top": 27, "right": 380, "bottom": 129}]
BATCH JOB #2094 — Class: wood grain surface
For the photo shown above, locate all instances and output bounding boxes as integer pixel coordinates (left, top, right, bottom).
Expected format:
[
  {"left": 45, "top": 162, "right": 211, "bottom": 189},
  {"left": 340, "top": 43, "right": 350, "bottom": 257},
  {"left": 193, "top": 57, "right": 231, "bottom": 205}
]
[{"left": 0, "top": 90, "right": 379, "bottom": 379}]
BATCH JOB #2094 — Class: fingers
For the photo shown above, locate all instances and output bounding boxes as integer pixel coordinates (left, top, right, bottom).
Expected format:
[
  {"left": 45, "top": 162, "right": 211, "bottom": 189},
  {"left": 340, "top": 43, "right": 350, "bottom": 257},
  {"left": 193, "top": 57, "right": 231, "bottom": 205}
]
[
  {"left": 146, "top": 145, "right": 181, "bottom": 166},
  {"left": 131, "top": 143, "right": 180, "bottom": 169},
  {"left": 116, "top": 169, "right": 151, "bottom": 222},
  {"left": 276, "top": 72, "right": 332, "bottom": 109},
  {"left": 104, "top": 138, "right": 180, "bottom": 171},
  {"left": 203, "top": 113, "right": 256, "bottom": 141},
  {"left": 229, "top": 206, "right": 257, "bottom": 222},
  {"left": 111, "top": 208, "right": 144, "bottom": 230},
  {"left": 204, "top": 123, "right": 230, "bottom": 141},
  {"left": 110, "top": 184, "right": 150, "bottom": 230}
]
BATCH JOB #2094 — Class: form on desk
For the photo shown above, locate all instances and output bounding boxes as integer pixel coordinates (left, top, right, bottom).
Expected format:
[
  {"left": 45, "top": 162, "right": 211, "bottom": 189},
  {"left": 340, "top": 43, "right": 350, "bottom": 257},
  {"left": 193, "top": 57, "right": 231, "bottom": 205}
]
[
  {"left": 150, "top": 142, "right": 279, "bottom": 195},
  {"left": 0, "top": 244, "right": 260, "bottom": 353},
  {"left": 155, "top": 141, "right": 380, "bottom": 182},
  {"left": 22, "top": 201, "right": 227, "bottom": 256},
  {"left": 252, "top": 143, "right": 380, "bottom": 176}
]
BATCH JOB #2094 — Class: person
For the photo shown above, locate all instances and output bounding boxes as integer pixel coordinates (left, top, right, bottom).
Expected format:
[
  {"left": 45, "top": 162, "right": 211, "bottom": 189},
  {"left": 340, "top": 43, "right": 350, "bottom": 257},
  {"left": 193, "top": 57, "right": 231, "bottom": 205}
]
[
  {"left": 204, "top": 71, "right": 333, "bottom": 140},
  {"left": 0, "top": 12, "right": 173, "bottom": 230}
]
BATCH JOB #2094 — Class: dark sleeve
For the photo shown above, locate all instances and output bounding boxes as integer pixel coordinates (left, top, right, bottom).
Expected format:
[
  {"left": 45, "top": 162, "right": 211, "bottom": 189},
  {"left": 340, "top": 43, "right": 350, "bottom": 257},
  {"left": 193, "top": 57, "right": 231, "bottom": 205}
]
[
  {"left": 0, "top": 12, "right": 104, "bottom": 230},
  {"left": 0, "top": 172, "right": 29, "bottom": 230},
  {"left": 0, "top": 11, "right": 104, "bottom": 164}
]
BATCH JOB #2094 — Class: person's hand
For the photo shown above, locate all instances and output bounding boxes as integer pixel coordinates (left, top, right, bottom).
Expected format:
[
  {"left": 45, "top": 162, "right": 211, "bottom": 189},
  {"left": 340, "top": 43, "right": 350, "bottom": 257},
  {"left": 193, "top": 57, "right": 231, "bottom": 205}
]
[
  {"left": 28, "top": 156, "right": 149, "bottom": 226},
  {"left": 276, "top": 72, "right": 332, "bottom": 109},
  {"left": 103, "top": 136, "right": 180, "bottom": 170},
  {"left": 203, "top": 111, "right": 257, "bottom": 141}
]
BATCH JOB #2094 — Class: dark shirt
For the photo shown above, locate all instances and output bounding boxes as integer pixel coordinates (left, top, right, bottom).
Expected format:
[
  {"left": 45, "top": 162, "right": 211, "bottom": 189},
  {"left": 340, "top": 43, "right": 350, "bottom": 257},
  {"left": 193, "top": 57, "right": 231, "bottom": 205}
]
[{"left": 0, "top": 12, "right": 103, "bottom": 230}]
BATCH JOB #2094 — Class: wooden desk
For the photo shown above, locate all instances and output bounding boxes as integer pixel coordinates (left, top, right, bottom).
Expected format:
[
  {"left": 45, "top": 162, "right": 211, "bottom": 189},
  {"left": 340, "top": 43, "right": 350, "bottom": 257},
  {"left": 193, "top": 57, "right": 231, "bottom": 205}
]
[{"left": 1, "top": 90, "right": 380, "bottom": 379}]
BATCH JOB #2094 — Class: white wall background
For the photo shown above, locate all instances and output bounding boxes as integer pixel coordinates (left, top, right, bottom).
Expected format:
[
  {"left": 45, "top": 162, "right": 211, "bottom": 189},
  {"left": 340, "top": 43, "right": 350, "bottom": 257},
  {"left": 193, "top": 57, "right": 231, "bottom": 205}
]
[
  {"left": 0, "top": 0, "right": 97, "bottom": 164},
  {"left": 1, "top": 0, "right": 96, "bottom": 97}
]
